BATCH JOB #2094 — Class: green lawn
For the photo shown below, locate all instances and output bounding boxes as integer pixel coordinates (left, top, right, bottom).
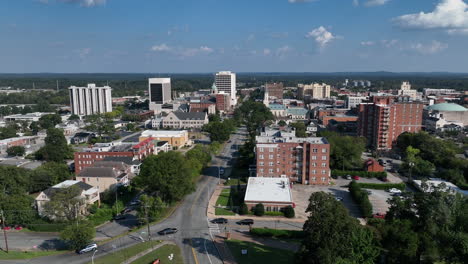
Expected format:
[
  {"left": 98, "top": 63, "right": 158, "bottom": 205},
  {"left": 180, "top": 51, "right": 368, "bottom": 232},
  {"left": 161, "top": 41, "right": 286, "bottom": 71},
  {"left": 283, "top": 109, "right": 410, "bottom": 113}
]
[
  {"left": 216, "top": 189, "right": 231, "bottom": 207},
  {"left": 0, "top": 250, "right": 67, "bottom": 260},
  {"left": 90, "top": 241, "right": 161, "bottom": 264},
  {"left": 226, "top": 239, "right": 295, "bottom": 264},
  {"left": 215, "top": 207, "right": 236, "bottom": 215},
  {"left": 130, "top": 244, "right": 183, "bottom": 264},
  {"left": 224, "top": 178, "right": 247, "bottom": 186}
]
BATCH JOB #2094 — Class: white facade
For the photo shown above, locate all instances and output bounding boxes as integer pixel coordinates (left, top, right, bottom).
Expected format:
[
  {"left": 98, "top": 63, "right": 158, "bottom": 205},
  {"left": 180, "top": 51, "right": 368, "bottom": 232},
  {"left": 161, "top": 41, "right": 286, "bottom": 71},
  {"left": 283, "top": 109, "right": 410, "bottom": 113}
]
[
  {"left": 148, "top": 78, "right": 172, "bottom": 113},
  {"left": 215, "top": 71, "right": 237, "bottom": 106},
  {"left": 398, "top": 81, "right": 417, "bottom": 100},
  {"left": 346, "top": 96, "right": 367, "bottom": 109},
  {"left": 298, "top": 83, "right": 331, "bottom": 99},
  {"left": 69, "top": 84, "right": 112, "bottom": 116}
]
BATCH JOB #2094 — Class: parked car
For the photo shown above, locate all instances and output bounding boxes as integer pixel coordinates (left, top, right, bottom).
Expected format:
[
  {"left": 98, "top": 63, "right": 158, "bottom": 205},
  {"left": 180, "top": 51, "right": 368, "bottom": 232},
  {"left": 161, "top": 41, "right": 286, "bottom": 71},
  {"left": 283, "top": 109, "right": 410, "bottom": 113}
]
[
  {"left": 120, "top": 208, "right": 132, "bottom": 214},
  {"left": 238, "top": 219, "right": 254, "bottom": 225},
  {"left": 345, "top": 175, "right": 352, "bottom": 180},
  {"left": 157, "top": 228, "right": 178, "bottom": 235},
  {"left": 219, "top": 168, "right": 225, "bottom": 175},
  {"left": 388, "top": 188, "right": 402, "bottom": 194},
  {"left": 211, "top": 218, "right": 228, "bottom": 224},
  {"left": 14, "top": 225, "right": 22, "bottom": 230},
  {"left": 372, "top": 213, "right": 386, "bottom": 219},
  {"left": 130, "top": 200, "right": 141, "bottom": 206},
  {"left": 335, "top": 197, "right": 343, "bottom": 202},
  {"left": 2, "top": 226, "right": 11, "bottom": 231},
  {"left": 352, "top": 175, "right": 360, "bottom": 180},
  {"left": 366, "top": 190, "right": 372, "bottom": 195},
  {"left": 78, "top": 244, "right": 98, "bottom": 254},
  {"left": 113, "top": 214, "right": 126, "bottom": 221}
]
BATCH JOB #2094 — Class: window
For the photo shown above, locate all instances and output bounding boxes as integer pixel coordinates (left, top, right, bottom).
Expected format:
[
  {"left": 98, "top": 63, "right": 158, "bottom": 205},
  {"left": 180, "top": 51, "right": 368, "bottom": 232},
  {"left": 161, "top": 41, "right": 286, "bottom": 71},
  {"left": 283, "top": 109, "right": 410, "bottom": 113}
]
[
  {"left": 312, "top": 177, "right": 316, "bottom": 181},
  {"left": 259, "top": 169, "right": 264, "bottom": 173},
  {"left": 313, "top": 148, "right": 318, "bottom": 153},
  {"left": 269, "top": 162, "right": 273, "bottom": 166},
  {"left": 312, "top": 156, "right": 317, "bottom": 160},
  {"left": 269, "top": 148, "right": 273, "bottom": 152},
  {"left": 312, "top": 162, "right": 317, "bottom": 167},
  {"left": 322, "top": 148, "right": 327, "bottom": 153},
  {"left": 321, "top": 170, "right": 326, "bottom": 174},
  {"left": 311, "top": 170, "right": 316, "bottom": 174},
  {"left": 259, "top": 147, "right": 264, "bottom": 152},
  {"left": 259, "top": 162, "right": 264, "bottom": 166},
  {"left": 322, "top": 156, "right": 327, "bottom": 160},
  {"left": 259, "top": 155, "right": 264, "bottom": 159},
  {"left": 321, "top": 163, "right": 327, "bottom": 167},
  {"left": 269, "top": 169, "right": 273, "bottom": 173},
  {"left": 269, "top": 155, "right": 274, "bottom": 159},
  {"left": 321, "top": 177, "right": 326, "bottom": 182}
]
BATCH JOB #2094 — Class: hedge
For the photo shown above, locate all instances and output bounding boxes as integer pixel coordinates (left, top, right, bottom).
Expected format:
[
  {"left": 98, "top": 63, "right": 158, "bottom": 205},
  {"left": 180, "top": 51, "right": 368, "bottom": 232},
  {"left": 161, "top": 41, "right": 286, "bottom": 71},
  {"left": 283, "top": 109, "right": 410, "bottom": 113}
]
[
  {"left": 264, "top": 211, "right": 284, "bottom": 216},
  {"left": 349, "top": 181, "right": 373, "bottom": 218},
  {"left": 332, "top": 170, "right": 387, "bottom": 180},
  {"left": 250, "top": 228, "right": 305, "bottom": 239},
  {"left": 355, "top": 182, "right": 406, "bottom": 191}
]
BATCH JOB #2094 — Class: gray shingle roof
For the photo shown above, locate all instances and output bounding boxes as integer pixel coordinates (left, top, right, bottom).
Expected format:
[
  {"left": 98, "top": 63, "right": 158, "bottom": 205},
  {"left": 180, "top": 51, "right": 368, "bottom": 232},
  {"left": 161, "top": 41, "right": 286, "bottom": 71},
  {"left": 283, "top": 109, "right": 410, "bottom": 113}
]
[
  {"left": 172, "top": 112, "right": 207, "bottom": 120},
  {"left": 78, "top": 167, "right": 119, "bottom": 178}
]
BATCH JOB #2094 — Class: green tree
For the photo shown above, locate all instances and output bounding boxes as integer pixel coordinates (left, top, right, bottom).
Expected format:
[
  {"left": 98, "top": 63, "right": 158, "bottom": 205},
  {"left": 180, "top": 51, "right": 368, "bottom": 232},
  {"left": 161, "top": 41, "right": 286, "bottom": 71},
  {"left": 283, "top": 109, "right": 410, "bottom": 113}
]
[
  {"left": 135, "top": 152, "right": 194, "bottom": 203},
  {"left": 6, "top": 146, "right": 25, "bottom": 157},
  {"left": 0, "top": 166, "right": 30, "bottom": 195},
  {"left": 253, "top": 203, "right": 265, "bottom": 216},
  {"left": 0, "top": 124, "right": 17, "bottom": 140},
  {"left": 137, "top": 194, "right": 164, "bottom": 224},
  {"left": 319, "top": 131, "right": 365, "bottom": 170},
  {"left": 85, "top": 114, "right": 116, "bottom": 140},
  {"left": 234, "top": 100, "right": 274, "bottom": 137},
  {"left": 296, "top": 192, "right": 379, "bottom": 264},
  {"left": 239, "top": 203, "right": 249, "bottom": 215},
  {"left": 35, "top": 128, "right": 74, "bottom": 162},
  {"left": 283, "top": 205, "right": 295, "bottom": 218},
  {"left": 39, "top": 114, "right": 62, "bottom": 129},
  {"left": 29, "top": 162, "right": 72, "bottom": 193},
  {"left": 203, "top": 120, "right": 235, "bottom": 142},
  {"left": 43, "top": 185, "right": 84, "bottom": 222},
  {"left": 382, "top": 220, "right": 419, "bottom": 264},
  {"left": 278, "top": 120, "right": 287, "bottom": 127},
  {"left": 68, "top": 114, "right": 80, "bottom": 121},
  {"left": 291, "top": 122, "right": 307, "bottom": 138},
  {"left": 60, "top": 222, "right": 95, "bottom": 250},
  {"left": 0, "top": 193, "right": 36, "bottom": 225}
]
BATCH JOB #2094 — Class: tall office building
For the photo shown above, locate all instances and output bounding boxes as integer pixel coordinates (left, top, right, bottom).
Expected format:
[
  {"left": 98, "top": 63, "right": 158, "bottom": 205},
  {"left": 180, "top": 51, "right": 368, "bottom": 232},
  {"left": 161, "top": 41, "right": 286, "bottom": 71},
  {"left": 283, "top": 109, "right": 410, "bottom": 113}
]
[
  {"left": 357, "top": 96, "right": 423, "bottom": 150},
  {"left": 215, "top": 71, "right": 237, "bottom": 106},
  {"left": 297, "top": 83, "right": 331, "bottom": 99},
  {"left": 148, "top": 78, "right": 172, "bottom": 112},
  {"left": 265, "top": 82, "right": 284, "bottom": 99},
  {"left": 397, "top": 81, "right": 417, "bottom": 100},
  {"left": 69, "top": 84, "right": 112, "bottom": 116}
]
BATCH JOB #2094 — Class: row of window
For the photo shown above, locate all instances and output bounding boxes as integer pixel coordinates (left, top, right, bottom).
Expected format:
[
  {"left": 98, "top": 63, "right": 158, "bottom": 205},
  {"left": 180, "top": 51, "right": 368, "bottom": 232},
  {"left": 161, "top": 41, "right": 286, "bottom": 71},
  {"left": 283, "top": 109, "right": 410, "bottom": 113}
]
[
  {"left": 258, "top": 147, "right": 327, "bottom": 153},
  {"left": 258, "top": 162, "right": 327, "bottom": 167},
  {"left": 258, "top": 154, "right": 327, "bottom": 160},
  {"left": 259, "top": 168, "right": 327, "bottom": 174}
]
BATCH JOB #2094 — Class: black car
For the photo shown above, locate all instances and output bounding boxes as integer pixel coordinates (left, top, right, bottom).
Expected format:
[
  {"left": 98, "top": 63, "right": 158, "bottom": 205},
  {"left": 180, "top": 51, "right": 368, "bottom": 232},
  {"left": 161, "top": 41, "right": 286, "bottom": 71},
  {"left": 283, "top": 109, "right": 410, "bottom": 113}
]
[
  {"left": 157, "top": 228, "right": 178, "bottom": 235},
  {"left": 238, "top": 219, "right": 254, "bottom": 225},
  {"left": 113, "top": 214, "right": 126, "bottom": 221},
  {"left": 211, "top": 218, "right": 228, "bottom": 224}
]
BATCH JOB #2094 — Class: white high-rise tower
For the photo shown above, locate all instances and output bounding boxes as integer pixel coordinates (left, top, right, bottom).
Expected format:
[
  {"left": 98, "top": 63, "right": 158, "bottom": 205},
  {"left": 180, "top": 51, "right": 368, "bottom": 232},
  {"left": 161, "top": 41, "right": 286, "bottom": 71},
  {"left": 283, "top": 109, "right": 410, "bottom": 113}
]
[
  {"left": 69, "top": 84, "right": 112, "bottom": 116},
  {"left": 215, "top": 71, "right": 237, "bottom": 106}
]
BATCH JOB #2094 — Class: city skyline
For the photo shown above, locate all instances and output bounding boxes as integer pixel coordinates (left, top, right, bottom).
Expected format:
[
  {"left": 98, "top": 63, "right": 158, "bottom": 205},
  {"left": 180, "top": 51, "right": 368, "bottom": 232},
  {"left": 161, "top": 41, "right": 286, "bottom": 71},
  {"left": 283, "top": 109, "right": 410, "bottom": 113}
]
[{"left": 1, "top": 0, "right": 468, "bottom": 73}]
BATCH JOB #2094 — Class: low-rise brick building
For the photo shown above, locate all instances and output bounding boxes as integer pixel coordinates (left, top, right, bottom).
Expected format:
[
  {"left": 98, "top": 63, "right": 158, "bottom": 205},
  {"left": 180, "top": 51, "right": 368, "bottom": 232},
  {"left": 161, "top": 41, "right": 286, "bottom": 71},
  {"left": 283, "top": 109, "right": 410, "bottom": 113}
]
[{"left": 244, "top": 177, "right": 293, "bottom": 212}]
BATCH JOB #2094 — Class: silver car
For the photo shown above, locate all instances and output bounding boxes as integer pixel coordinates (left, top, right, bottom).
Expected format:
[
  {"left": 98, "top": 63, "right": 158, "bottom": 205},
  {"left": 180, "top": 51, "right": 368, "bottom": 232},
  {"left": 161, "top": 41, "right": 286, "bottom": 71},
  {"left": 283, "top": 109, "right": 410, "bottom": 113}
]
[{"left": 78, "top": 243, "right": 97, "bottom": 254}]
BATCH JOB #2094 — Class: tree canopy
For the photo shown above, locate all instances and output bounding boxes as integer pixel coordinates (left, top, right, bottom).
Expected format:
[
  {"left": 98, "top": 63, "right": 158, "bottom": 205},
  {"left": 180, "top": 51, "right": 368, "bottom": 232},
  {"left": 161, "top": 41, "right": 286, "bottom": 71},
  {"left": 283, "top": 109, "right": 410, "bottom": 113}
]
[
  {"left": 35, "top": 128, "right": 74, "bottom": 162},
  {"left": 318, "top": 131, "right": 366, "bottom": 170}
]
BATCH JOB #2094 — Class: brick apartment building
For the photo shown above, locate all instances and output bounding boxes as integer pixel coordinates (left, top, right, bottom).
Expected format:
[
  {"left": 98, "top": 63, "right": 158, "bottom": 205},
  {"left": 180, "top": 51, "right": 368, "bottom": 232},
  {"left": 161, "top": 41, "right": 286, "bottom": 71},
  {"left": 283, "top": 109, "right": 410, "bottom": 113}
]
[
  {"left": 358, "top": 96, "right": 424, "bottom": 150},
  {"left": 215, "top": 93, "right": 231, "bottom": 113},
  {"left": 74, "top": 137, "right": 156, "bottom": 174},
  {"left": 265, "top": 82, "right": 284, "bottom": 99},
  {"left": 255, "top": 128, "right": 331, "bottom": 185}
]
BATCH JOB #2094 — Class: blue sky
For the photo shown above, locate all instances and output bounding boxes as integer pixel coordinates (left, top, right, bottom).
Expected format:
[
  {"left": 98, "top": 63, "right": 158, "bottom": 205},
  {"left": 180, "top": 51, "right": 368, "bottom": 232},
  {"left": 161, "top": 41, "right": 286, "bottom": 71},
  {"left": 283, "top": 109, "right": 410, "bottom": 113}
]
[{"left": 1, "top": 0, "right": 468, "bottom": 73}]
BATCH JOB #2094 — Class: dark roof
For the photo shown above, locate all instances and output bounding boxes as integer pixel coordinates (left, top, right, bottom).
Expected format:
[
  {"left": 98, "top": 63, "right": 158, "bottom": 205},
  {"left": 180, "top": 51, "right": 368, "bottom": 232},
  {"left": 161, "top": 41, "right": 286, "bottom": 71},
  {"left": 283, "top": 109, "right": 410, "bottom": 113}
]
[
  {"left": 155, "top": 140, "right": 169, "bottom": 147},
  {"left": 43, "top": 181, "right": 93, "bottom": 198},
  {"left": 78, "top": 167, "right": 119, "bottom": 178},
  {"left": 172, "top": 111, "right": 207, "bottom": 120},
  {"left": 102, "top": 156, "right": 141, "bottom": 165},
  {"left": 92, "top": 161, "right": 128, "bottom": 171}
]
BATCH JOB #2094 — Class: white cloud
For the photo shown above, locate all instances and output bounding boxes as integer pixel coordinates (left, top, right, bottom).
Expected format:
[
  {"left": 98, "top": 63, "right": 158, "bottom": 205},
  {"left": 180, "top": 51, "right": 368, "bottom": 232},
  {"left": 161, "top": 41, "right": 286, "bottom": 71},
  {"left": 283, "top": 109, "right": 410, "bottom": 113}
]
[
  {"left": 365, "top": 0, "right": 390, "bottom": 6},
  {"left": 305, "top": 26, "right": 337, "bottom": 48},
  {"left": 39, "top": 0, "right": 107, "bottom": 7},
  {"left": 150, "top": 44, "right": 213, "bottom": 57},
  {"left": 263, "top": 48, "right": 271, "bottom": 55},
  {"left": 381, "top": 39, "right": 399, "bottom": 48},
  {"left": 361, "top": 41, "right": 375, "bottom": 46},
  {"left": 410, "top": 41, "right": 448, "bottom": 54},
  {"left": 151, "top": 44, "right": 171, "bottom": 52},
  {"left": 276, "top": 46, "right": 291, "bottom": 57},
  {"left": 353, "top": 0, "right": 360, "bottom": 6},
  {"left": 394, "top": 0, "right": 468, "bottom": 34}
]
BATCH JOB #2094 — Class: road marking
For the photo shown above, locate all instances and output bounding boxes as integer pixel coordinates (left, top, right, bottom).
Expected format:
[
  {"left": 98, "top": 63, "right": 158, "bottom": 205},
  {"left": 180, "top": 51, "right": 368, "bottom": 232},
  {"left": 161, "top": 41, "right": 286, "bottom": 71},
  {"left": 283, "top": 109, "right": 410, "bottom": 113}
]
[{"left": 191, "top": 246, "right": 200, "bottom": 264}]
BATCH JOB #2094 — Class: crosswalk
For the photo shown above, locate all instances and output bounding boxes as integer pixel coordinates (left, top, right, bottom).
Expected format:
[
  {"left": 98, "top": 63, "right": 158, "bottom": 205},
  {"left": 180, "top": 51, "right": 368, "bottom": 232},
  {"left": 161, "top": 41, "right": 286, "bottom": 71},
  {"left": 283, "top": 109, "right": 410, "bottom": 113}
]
[{"left": 208, "top": 222, "right": 221, "bottom": 235}]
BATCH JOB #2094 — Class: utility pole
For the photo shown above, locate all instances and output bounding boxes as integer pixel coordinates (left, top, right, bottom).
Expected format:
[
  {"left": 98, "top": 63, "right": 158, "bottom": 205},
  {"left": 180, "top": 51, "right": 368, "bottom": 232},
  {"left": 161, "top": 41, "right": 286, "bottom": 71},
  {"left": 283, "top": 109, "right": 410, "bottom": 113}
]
[{"left": 0, "top": 210, "right": 9, "bottom": 253}]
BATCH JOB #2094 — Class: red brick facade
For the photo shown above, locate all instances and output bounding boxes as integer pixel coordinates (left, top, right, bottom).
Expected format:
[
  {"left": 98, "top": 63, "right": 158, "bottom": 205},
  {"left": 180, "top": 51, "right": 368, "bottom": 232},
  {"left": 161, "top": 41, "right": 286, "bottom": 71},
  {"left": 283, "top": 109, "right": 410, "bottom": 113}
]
[
  {"left": 358, "top": 97, "right": 423, "bottom": 150},
  {"left": 215, "top": 93, "right": 231, "bottom": 112},
  {"left": 255, "top": 141, "right": 331, "bottom": 185},
  {"left": 265, "top": 82, "right": 284, "bottom": 99}
]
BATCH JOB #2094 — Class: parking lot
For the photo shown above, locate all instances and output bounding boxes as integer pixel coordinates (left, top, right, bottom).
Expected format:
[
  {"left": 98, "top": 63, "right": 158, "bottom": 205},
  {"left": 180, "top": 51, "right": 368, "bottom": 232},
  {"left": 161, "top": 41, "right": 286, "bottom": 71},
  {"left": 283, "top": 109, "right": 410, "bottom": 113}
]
[{"left": 291, "top": 177, "right": 394, "bottom": 221}]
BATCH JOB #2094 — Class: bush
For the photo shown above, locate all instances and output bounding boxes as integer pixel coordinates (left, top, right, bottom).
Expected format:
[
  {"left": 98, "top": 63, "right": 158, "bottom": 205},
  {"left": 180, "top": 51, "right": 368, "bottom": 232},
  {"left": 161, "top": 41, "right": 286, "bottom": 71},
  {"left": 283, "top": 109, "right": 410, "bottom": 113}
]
[
  {"left": 264, "top": 211, "right": 284, "bottom": 216},
  {"left": 283, "top": 206, "right": 295, "bottom": 218},
  {"left": 253, "top": 203, "right": 265, "bottom": 216},
  {"left": 250, "top": 228, "right": 304, "bottom": 239},
  {"left": 332, "top": 170, "right": 387, "bottom": 180},
  {"left": 239, "top": 203, "right": 249, "bottom": 215},
  {"left": 355, "top": 182, "right": 406, "bottom": 191},
  {"left": 349, "top": 181, "right": 373, "bottom": 218},
  {"left": 87, "top": 205, "right": 113, "bottom": 226},
  {"left": 27, "top": 218, "right": 68, "bottom": 232}
]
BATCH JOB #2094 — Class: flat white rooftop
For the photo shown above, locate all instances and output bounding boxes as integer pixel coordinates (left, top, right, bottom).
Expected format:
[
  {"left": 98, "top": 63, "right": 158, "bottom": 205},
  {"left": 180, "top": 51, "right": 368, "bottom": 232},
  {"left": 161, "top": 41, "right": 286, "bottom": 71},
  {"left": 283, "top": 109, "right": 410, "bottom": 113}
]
[
  {"left": 141, "top": 130, "right": 187, "bottom": 137},
  {"left": 413, "top": 178, "right": 468, "bottom": 196},
  {"left": 244, "top": 177, "right": 293, "bottom": 204}
]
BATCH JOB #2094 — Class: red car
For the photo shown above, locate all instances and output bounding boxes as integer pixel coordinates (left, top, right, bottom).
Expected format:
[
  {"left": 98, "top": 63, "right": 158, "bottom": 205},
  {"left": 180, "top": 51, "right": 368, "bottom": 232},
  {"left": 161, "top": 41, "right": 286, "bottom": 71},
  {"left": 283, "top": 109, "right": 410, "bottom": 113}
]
[
  {"left": 14, "top": 226, "right": 23, "bottom": 231},
  {"left": 372, "top": 213, "right": 386, "bottom": 219},
  {"left": 2, "top": 226, "right": 11, "bottom": 231},
  {"left": 352, "top": 175, "right": 360, "bottom": 180}
]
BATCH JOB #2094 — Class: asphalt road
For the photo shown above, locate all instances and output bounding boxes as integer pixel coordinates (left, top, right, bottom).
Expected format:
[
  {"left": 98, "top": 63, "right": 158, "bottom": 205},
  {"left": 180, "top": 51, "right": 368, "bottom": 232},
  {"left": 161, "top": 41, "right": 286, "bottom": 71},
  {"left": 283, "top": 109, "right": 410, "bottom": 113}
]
[{"left": 2, "top": 127, "right": 248, "bottom": 264}]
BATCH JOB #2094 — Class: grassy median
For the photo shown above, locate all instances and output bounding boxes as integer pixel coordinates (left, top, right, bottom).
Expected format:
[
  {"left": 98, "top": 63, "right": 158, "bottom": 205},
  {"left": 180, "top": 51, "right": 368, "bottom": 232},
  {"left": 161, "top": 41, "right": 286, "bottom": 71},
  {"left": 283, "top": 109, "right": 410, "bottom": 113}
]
[
  {"left": 130, "top": 244, "right": 183, "bottom": 264},
  {"left": 226, "top": 239, "right": 295, "bottom": 264},
  {"left": 0, "top": 250, "right": 67, "bottom": 260},
  {"left": 90, "top": 241, "right": 161, "bottom": 264}
]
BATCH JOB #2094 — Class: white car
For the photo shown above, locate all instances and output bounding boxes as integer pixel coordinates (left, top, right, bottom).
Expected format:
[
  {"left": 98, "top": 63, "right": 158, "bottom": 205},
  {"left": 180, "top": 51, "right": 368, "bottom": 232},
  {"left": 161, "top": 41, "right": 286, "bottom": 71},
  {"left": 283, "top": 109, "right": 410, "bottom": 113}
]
[
  {"left": 335, "top": 197, "right": 343, "bottom": 201},
  {"left": 78, "top": 244, "right": 97, "bottom": 254},
  {"left": 388, "top": 188, "right": 402, "bottom": 194}
]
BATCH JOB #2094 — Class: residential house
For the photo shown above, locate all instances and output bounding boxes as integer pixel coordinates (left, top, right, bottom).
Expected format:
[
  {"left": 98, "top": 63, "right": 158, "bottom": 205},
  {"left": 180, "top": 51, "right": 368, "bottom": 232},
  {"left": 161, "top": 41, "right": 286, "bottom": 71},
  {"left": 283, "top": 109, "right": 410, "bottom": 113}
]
[{"left": 77, "top": 161, "right": 134, "bottom": 192}]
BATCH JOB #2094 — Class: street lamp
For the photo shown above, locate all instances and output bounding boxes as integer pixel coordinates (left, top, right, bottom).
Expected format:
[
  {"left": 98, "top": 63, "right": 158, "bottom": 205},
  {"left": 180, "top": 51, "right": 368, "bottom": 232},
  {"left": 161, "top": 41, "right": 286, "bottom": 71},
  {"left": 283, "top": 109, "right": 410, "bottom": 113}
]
[{"left": 92, "top": 249, "right": 98, "bottom": 264}]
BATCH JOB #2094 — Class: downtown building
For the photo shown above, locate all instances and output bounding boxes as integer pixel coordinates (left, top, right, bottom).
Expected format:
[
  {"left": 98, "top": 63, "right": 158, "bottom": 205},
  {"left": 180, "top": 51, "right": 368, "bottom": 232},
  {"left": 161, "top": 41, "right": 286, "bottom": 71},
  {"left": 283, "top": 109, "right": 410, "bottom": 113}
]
[
  {"left": 215, "top": 71, "right": 237, "bottom": 106},
  {"left": 69, "top": 84, "right": 112, "bottom": 116},
  {"left": 297, "top": 83, "right": 331, "bottom": 100},
  {"left": 148, "top": 78, "right": 172, "bottom": 114},
  {"left": 265, "top": 82, "right": 284, "bottom": 99},
  {"left": 357, "top": 96, "right": 424, "bottom": 150},
  {"left": 255, "top": 128, "right": 331, "bottom": 185}
]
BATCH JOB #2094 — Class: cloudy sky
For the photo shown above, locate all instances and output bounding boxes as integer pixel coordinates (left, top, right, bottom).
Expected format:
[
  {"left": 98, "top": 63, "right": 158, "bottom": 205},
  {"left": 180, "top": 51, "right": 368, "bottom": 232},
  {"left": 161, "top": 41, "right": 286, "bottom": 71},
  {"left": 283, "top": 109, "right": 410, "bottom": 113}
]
[{"left": 1, "top": 0, "right": 468, "bottom": 73}]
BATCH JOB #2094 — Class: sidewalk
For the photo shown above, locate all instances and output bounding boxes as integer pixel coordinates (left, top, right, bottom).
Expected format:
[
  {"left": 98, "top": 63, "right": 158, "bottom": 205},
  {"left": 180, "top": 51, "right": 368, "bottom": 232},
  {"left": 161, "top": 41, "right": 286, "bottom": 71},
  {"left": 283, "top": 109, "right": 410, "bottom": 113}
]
[{"left": 213, "top": 235, "right": 237, "bottom": 264}]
